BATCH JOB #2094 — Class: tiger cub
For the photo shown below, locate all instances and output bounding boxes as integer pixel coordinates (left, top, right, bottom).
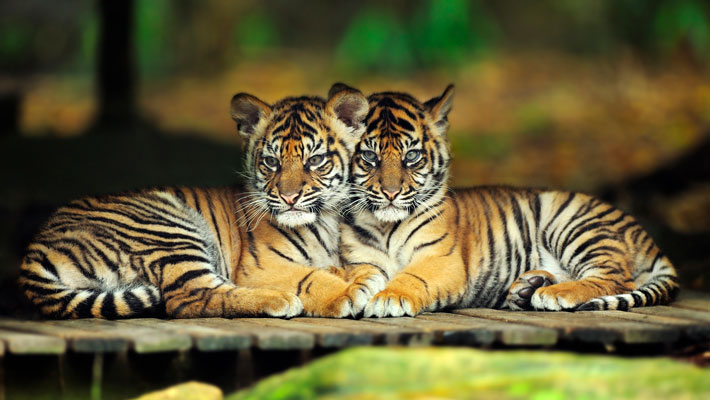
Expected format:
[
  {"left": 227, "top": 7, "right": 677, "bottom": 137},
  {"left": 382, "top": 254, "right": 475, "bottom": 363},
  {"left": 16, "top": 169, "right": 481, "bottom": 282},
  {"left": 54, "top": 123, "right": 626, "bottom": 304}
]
[
  {"left": 337, "top": 84, "right": 679, "bottom": 317},
  {"left": 19, "top": 86, "right": 384, "bottom": 319}
]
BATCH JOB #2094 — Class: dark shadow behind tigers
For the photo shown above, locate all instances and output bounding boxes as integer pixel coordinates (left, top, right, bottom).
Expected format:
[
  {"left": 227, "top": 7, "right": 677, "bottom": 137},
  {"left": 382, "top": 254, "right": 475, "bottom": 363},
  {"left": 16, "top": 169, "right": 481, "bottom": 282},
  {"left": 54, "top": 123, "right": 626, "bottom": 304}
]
[{"left": 600, "top": 136, "right": 710, "bottom": 292}]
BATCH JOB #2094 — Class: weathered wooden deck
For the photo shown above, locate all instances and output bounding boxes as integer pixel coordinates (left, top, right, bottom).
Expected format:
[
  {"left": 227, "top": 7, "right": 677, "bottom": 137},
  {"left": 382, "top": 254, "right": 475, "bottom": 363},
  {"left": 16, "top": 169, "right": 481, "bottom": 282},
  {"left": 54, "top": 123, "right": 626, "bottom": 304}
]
[
  {"left": 0, "top": 291, "right": 708, "bottom": 399},
  {"left": 0, "top": 291, "right": 708, "bottom": 355}
]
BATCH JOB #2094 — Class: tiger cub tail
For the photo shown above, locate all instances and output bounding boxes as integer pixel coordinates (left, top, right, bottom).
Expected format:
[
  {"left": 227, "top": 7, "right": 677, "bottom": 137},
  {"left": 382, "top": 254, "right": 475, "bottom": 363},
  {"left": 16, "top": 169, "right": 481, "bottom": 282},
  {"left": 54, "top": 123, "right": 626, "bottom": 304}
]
[
  {"left": 19, "top": 254, "right": 161, "bottom": 319},
  {"left": 577, "top": 252, "right": 680, "bottom": 311}
]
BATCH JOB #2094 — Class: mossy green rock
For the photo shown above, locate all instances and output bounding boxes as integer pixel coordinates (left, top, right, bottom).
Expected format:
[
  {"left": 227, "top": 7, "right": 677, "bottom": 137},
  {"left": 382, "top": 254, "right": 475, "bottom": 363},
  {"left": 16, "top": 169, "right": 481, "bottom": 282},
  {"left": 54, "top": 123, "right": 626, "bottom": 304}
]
[{"left": 229, "top": 347, "right": 710, "bottom": 400}]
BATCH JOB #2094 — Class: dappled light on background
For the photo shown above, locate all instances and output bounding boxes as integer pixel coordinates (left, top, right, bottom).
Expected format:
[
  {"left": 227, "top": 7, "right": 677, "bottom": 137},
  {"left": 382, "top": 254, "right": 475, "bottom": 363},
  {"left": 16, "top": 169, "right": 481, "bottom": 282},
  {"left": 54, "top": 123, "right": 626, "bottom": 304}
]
[{"left": 17, "top": 59, "right": 710, "bottom": 191}]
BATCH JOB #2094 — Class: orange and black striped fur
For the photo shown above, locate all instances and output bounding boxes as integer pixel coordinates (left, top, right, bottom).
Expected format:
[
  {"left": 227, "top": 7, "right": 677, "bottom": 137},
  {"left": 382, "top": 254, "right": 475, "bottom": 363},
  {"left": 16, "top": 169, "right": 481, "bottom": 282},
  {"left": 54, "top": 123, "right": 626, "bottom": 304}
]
[
  {"left": 339, "top": 84, "right": 679, "bottom": 317},
  {"left": 19, "top": 86, "right": 385, "bottom": 319}
]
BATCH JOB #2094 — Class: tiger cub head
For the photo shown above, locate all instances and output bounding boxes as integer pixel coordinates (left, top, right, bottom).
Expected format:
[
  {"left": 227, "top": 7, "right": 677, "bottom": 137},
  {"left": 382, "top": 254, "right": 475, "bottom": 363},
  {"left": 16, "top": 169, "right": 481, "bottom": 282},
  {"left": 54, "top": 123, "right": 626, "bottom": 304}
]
[
  {"left": 347, "top": 84, "right": 455, "bottom": 223},
  {"left": 231, "top": 86, "right": 368, "bottom": 227}
]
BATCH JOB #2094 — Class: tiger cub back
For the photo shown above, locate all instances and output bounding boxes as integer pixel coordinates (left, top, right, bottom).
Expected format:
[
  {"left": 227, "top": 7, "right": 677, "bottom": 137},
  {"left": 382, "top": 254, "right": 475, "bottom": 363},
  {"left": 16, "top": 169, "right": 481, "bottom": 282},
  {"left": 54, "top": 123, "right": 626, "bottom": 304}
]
[
  {"left": 339, "top": 84, "right": 678, "bottom": 317},
  {"left": 19, "top": 86, "right": 381, "bottom": 319},
  {"left": 19, "top": 188, "right": 241, "bottom": 318}
]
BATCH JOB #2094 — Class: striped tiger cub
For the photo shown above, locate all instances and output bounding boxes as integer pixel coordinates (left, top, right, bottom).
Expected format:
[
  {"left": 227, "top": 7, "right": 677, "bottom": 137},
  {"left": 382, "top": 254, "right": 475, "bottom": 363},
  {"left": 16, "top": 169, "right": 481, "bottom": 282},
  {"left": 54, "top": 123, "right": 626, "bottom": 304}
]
[
  {"left": 19, "top": 86, "right": 385, "bottom": 319},
  {"left": 337, "top": 84, "right": 679, "bottom": 317}
]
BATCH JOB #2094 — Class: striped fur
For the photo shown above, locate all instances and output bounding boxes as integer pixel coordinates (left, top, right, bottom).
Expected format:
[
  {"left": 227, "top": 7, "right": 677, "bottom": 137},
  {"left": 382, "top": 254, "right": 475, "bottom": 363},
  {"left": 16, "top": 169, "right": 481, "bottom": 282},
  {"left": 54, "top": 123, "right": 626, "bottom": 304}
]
[
  {"left": 339, "top": 85, "right": 679, "bottom": 317},
  {"left": 19, "top": 87, "right": 384, "bottom": 319}
]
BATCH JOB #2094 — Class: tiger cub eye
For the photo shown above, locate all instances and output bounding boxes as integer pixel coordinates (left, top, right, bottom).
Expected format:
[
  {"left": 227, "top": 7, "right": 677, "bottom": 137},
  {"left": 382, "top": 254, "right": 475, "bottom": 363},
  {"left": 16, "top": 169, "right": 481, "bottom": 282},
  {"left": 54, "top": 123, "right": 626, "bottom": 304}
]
[
  {"left": 405, "top": 150, "right": 422, "bottom": 163},
  {"left": 307, "top": 154, "right": 326, "bottom": 167},
  {"left": 361, "top": 150, "right": 378, "bottom": 163},
  {"left": 263, "top": 156, "right": 279, "bottom": 168}
]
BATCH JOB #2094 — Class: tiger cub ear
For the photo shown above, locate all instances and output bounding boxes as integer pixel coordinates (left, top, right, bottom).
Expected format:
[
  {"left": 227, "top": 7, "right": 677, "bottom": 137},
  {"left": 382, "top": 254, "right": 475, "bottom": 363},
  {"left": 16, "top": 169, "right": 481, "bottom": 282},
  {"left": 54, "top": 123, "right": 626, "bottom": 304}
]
[
  {"left": 326, "top": 82, "right": 369, "bottom": 137},
  {"left": 230, "top": 93, "right": 272, "bottom": 137},
  {"left": 424, "top": 84, "right": 455, "bottom": 136}
]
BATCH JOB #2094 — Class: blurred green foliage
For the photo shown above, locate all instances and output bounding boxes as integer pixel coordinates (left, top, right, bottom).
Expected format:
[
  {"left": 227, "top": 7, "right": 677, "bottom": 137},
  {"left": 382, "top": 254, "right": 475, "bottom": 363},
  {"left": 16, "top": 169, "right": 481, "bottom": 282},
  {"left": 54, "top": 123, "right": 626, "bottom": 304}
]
[
  {"left": 233, "top": 9, "right": 279, "bottom": 59},
  {"left": 136, "top": 0, "right": 171, "bottom": 75},
  {"left": 654, "top": 0, "right": 710, "bottom": 60},
  {"left": 337, "top": 0, "right": 497, "bottom": 74},
  {"left": 75, "top": 9, "right": 97, "bottom": 72},
  {"left": 412, "top": 0, "right": 498, "bottom": 65},
  {"left": 3, "top": 0, "right": 710, "bottom": 76},
  {"left": 0, "top": 1, "right": 91, "bottom": 73},
  {"left": 336, "top": 8, "right": 415, "bottom": 74},
  {"left": 0, "top": 23, "right": 31, "bottom": 60}
]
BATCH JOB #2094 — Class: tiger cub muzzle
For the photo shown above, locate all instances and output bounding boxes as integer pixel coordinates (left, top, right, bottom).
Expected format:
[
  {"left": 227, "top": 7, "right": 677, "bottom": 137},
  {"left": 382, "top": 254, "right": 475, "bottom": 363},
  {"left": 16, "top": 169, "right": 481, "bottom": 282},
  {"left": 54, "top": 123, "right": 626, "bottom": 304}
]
[
  {"left": 270, "top": 155, "right": 322, "bottom": 226},
  {"left": 368, "top": 150, "right": 411, "bottom": 222}
]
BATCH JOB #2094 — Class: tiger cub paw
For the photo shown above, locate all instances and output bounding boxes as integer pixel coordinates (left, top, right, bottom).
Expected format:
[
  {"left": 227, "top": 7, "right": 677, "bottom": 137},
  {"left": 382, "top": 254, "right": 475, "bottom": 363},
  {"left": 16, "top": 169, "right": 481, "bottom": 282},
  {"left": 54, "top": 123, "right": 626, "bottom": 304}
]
[
  {"left": 346, "top": 264, "right": 387, "bottom": 298},
  {"left": 531, "top": 282, "right": 600, "bottom": 311},
  {"left": 322, "top": 270, "right": 386, "bottom": 318},
  {"left": 321, "top": 285, "right": 369, "bottom": 318},
  {"left": 507, "top": 270, "right": 556, "bottom": 311},
  {"left": 363, "top": 289, "right": 423, "bottom": 318},
  {"left": 260, "top": 291, "right": 304, "bottom": 318},
  {"left": 318, "top": 264, "right": 387, "bottom": 318}
]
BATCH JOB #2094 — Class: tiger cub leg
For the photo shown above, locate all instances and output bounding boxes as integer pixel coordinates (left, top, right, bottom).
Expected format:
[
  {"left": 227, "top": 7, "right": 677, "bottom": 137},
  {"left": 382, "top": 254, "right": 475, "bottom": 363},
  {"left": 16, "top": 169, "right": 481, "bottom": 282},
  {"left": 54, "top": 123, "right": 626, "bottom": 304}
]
[
  {"left": 532, "top": 275, "right": 636, "bottom": 311},
  {"left": 330, "top": 263, "right": 387, "bottom": 315},
  {"left": 364, "top": 255, "right": 467, "bottom": 318},
  {"left": 328, "top": 264, "right": 387, "bottom": 297},
  {"left": 165, "top": 284, "right": 303, "bottom": 318},
  {"left": 301, "top": 271, "right": 376, "bottom": 318},
  {"left": 507, "top": 268, "right": 637, "bottom": 311},
  {"left": 161, "top": 263, "right": 302, "bottom": 318},
  {"left": 258, "top": 264, "right": 385, "bottom": 318}
]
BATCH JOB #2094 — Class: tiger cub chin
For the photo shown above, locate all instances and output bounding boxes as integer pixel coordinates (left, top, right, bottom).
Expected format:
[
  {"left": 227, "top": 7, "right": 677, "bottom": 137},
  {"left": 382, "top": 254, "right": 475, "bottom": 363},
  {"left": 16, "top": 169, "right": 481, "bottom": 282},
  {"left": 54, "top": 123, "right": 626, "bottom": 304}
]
[
  {"left": 338, "top": 83, "right": 679, "bottom": 317},
  {"left": 19, "top": 86, "right": 385, "bottom": 319}
]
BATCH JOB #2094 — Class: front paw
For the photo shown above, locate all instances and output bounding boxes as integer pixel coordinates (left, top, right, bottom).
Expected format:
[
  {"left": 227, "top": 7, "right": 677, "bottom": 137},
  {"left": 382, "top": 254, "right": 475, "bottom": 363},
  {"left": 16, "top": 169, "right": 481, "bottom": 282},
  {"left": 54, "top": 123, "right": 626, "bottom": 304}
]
[
  {"left": 363, "top": 289, "right": 422, "bottom": 317},
  {"left": 320, "top": 281, "right": 375, "bottom": 318},
  {"left": 531, "top": 282, "right": 590, "bottom": 311},
  {"left": 260, "top": 291, "right": 304, "bottom": 318},
  {"left": 347, "top": 264, "right": 387, "bottom": 297},
  {"left": 316, "top": 265, "right": 387, "bottom": 318}
]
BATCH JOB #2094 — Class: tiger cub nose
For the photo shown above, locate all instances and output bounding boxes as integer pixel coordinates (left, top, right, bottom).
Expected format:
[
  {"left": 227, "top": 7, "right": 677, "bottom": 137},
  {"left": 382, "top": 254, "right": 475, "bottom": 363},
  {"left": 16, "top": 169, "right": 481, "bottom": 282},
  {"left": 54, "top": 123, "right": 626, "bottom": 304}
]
[
  {"left": 382, "top": 189, "right": 400, "bottom": 201},
  {"left": 280, "top": 192, "right": 300, "bottom": 205}
]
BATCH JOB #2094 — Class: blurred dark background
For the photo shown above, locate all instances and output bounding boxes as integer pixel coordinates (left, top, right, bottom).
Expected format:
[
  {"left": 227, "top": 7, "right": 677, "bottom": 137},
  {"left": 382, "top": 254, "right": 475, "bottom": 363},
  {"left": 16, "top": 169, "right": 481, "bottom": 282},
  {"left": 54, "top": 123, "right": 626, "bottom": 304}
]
[{"left": 1, "top": 0, "right": 709, "bottom": 315}]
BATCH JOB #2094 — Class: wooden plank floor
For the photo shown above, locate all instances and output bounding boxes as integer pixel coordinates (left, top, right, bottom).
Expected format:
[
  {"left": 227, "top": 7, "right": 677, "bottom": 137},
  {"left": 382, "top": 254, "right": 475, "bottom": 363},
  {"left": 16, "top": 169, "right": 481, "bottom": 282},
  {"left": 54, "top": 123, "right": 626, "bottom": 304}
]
[{"left": 0, "top": 291, "right": 708, "bottom": 356}]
